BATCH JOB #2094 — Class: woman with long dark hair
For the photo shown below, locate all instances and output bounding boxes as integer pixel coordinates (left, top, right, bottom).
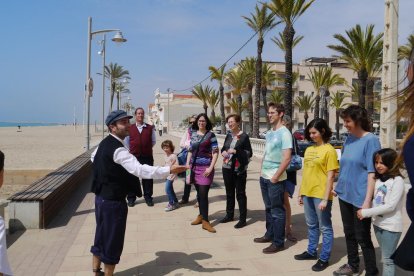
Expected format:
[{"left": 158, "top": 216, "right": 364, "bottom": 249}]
[{"left": 186, "top": 114, "right": 219, "bottom": 233}]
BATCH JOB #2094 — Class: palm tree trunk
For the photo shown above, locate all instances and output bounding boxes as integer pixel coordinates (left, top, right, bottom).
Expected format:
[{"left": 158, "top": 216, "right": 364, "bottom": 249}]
[
  {"left": 335, "top": 109, "right": 340, "bottom": 140},
  {"left": 219, "top": 82, "right": 226, "bottom": 133},
  {"left": 358, "top": 69, "right": 368, "bottom": 108},
  {"left": 304, "top": 112, "right": 309, "bottom": 127},
  {"left": 324, "top": 90, "right": 330, "bottom": 124},
  {"left": 109, "top": 80, "right": 115, "bottom": 113},
  {"left": 314, "top": 94, "right": 320, "bottom": 119},
  {"left": 203, "top": 104, "right": 208, "bottom": 115},
  {"left": 211, "top": 109, "right": 216, "bottom": 124},
  {"left": 253, "top": 37, "right": 264, "bottom": 138},
  {"left": 262, "top": 86, "right": 270, "bottom": 129},
  {"left": 248, "top": 84, "right": 253, "bottom": 136},
  {"left": 366, "top": 78, "right": 374, "bottom": 122},
  {"left": 283, "top": 25, "right": 295, "bottom": 121},
  {"left": 237, "top": 95, "right": 242, "bottom": 117}
]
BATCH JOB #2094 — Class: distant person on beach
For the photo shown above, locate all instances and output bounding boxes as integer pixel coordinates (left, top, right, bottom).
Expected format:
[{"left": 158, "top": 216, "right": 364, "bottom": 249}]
[
  {"left": 220, "top": 114, "right": 252, "bottom": 229},
  {"left": 178, "top": 115, "right": 197, "bottom": 205},
  {"left": 254, "top": 103, "right": 292, "bottom": 254},
  {"left": 0, "top": 151, "right": 13, "bottom": 276},
  {"left": 90, "top": 110, "right": 185, "bottom": 276},
  {"left": 158, "top": 122, "right": 163, "bottom": 136},
  {"left": 125, "top": 107, "right": 157, "bottom": 207}
]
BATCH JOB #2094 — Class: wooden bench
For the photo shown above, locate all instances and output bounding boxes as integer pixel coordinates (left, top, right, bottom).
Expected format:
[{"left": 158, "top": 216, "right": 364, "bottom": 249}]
[{"left": 8, "top": 148, "right": 95, "bottom": 230}]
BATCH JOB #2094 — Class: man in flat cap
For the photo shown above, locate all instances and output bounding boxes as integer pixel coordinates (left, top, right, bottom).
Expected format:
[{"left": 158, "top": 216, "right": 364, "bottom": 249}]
[{"left": 90, "top": 110, "right": 185, "bottom": 276}]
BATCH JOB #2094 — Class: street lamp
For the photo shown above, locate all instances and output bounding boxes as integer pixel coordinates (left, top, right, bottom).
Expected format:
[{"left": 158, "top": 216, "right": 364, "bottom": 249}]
[{"left": 85, "top": 16, "right": 127, "bottom": 150}]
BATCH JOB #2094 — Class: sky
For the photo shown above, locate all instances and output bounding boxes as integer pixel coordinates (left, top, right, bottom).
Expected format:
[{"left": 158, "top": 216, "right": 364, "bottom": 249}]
[{"left": 1, "top": 0, "right": 413, "bottom": 124}]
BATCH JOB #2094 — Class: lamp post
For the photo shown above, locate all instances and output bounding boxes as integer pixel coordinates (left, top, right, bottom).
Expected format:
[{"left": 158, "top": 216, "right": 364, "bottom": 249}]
[
  {"left": 98, "top": 34, "right": 106, "bottom": 139},
  {"left": 85, "top": 16, "right": 126, "bottom": 150}
]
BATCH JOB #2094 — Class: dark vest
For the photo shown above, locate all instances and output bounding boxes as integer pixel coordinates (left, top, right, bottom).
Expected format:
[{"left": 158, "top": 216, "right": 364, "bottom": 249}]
[
  {"left": 129, "top": 124, "right": 153, "bottom": 157},
  {"left": 91, "top": 135, "right": 142, "bottom": 200}
]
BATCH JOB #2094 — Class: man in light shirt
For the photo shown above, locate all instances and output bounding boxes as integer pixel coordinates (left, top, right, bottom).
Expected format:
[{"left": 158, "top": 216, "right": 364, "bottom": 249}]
[{"left": 90, "top": 110, "right": 185, "bottom": 276}]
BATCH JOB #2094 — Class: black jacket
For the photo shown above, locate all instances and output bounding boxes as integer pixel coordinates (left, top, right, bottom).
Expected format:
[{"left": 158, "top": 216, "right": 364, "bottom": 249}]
[{"left": 221, "top": 132, "right": 253, "bottom": 173}]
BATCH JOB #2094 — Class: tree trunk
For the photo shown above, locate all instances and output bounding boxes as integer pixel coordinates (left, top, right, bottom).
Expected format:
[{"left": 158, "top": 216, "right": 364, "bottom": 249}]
[
  {"left": 358, "top": 69, "right": 368, "bottom": 108},
  {"left": 248, "top": 84, "right": 254, "bottom": 136},
  {"left": 335, "top": 109, "right": 340, "bottom": 140},
  {"left": 109, "top": 80, "right": 115, "bottom": 113},
  {"left": 210, "top": 109, "right": 216, "bottom": 124},
  {"left": 314, "top": 94, "right": 320, "bottom": 119},
  {"left": 204, "top": 104, "right": 208, "bottom": 115},
  {"left": 304, "top": 112, "right": 308, "bottom": 127},
  {"left": 283, "top": 24, "right": 295, "bottom": 122},
  {"left": 237, "top": 94, "right": 242, "bottom": 117},
  {"left": 324, "top": 90, "right": 330, "bottom": 124},
  {"left": 366, "top": 78, "right": 375, "bottom": 123},
  {"left": 253, "top": 37, "right": 264, "bottom": 138},
  {"left": 262, "top": 86, "right": 270, "bottom": 129},
  {"left": 219, "top": 82, "right": 226, "bottom": 134}
]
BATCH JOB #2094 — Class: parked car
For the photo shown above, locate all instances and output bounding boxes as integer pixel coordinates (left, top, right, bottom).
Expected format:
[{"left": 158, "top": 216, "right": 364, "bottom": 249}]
[
  {"left": 329, "top": 137, "right": 343, "bottom": 149},
  {"left": 259, "top": 130, "right": 269, "bottom": 139},
  {"left": 293, "top": 129, "right": 305, "bottom": 141},
  {"left": 339, "top": 132, "right": 349, "bottom": 142}
]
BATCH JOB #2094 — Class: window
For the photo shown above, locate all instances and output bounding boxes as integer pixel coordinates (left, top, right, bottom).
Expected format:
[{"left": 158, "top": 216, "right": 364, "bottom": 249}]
[
  {"left": 300, "top": 75, "right": 305, "bottom": 81},
  {"left": 299, "top": 91, "right": 305, "bottom": 97}
]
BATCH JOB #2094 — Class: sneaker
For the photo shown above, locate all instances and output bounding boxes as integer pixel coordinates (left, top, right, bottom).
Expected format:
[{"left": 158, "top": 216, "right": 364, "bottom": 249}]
[
  {"left": 294, "top": 251, "right": 317, "bottom": 260},
  {"left": 312, "top": 259, "right": 329, "bottom": 272},
  {"left": 164, "top": 204, "right": 175, "bottom": 212},
  {"left": 178, "top": 199, "right": 189, "bottom": 205},
  {"left": 333, "top": 264, "right": 358, "bottom": 276}
]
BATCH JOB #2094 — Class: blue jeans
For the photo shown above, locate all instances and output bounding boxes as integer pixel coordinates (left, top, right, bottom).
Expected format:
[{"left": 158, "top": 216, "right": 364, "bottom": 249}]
[
  {"left": 303, "top": 196, "right": 333, "bottom": 262},
  {"left": 373, "top": 225, "right": 401, "bottom": 276},
  {"left": 165, "top": 179, "right": 177, "bottom": 204},
  {"left": 259, "top": 177, "right": 286, "bottom": 247}
]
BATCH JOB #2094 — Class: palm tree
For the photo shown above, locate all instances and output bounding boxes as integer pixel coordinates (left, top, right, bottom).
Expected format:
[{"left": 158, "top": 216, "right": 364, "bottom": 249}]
[
  {"left": 308, "top": 66, "right": 346, "bottom": 120},
  {"left": 294, "top": 94, "right": 314, "bottom": 126},
  {"left": 268, "top": 90, "right": 284, "bottom": 104},
  {"left": 240, "top": 57, "right": 256, "bottom": 135},
  {"left": 266, "top": 0, "right": 315, "bottom": 118},
  {"left": 192, "top": 84, "right": 210, "bottom": 114},
  {"left": 104, "top": 63, "right": 130, "bottom": 112},
  {"left": 271, "top": 32, "right": 304, "bottom": 52},
  {"left": 114, "top": 82, "right": 130, "bottom": 110},
  {"left": 398, "top": 34, "right": 414, "bottom": 61},
  {"left": 328, "top": 24, "right": 383, "bottom": 109},
  {"left": 206, "top": 88, "right": 219, "bottom": 124},
  {"left": 209, "top": 64, "right": 226, "bottom": 133},
  {"left": 330, "top": 91, "right": 349, "bottom": 139},
  {"left": 261, "top": 63, "right": 279, "bottom": 127},
  {"left": 243, "top": 3, "right": 279, "bottom": 138},
  {"left": 225, "top": 69, "right": 248, "bottom": 116},
  {"left": 227, "top": 98, "right": 248, "bottom": 115}
]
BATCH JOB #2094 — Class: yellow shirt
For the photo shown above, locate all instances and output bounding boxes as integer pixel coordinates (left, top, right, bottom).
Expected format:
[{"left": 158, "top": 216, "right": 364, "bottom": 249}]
[{"left": 300, "top": 143, "right": 339, "bottom": 200}]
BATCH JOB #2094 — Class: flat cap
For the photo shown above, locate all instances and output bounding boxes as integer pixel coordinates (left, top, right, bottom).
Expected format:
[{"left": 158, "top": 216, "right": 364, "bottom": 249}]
[{"left": 105, "top": 110, "right": 133, "bottom": 126}]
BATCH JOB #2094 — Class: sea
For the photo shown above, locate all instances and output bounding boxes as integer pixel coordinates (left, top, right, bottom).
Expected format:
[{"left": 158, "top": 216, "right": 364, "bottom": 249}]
[{"left": 0, "top": 122, "right": 62, "bottom": 127}]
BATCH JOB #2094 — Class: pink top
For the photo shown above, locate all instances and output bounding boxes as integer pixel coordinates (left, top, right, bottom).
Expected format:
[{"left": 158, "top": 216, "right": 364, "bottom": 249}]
[{"left": 164, "top": 153, "right": 177, "bottom": 180}]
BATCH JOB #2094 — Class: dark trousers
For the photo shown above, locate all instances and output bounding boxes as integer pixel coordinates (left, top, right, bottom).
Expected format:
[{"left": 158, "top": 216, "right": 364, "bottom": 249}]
[
  {"left": 91, "top": 196, "right": 127, "bottom": 265},
  {"left": 127, "top": 155, "right": 154, "bottom": 202},
  {"left": 222, "top": 168, "right": 247, "bottom": 221},
  {"left": 195, "top": 184, "right": 210, "bottom": 221},
  {"left": 339, "top": 198, "right": 378, "bottom": 275},
  {"left": 181, "top": 179, "right": 192, "bottom": 202},
  {"left": 260, "top": 177, "right": 286, "bottom": 247}
]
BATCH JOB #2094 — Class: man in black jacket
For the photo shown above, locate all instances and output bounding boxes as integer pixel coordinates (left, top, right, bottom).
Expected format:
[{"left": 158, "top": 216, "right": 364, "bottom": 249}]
[{"left": 90, "top": 110, "right": 185, "bottom": 276}]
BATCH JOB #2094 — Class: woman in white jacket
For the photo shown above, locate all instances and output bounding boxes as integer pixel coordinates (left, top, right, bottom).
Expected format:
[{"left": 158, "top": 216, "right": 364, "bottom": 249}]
[{"left": 357, "top": 148, "right": 405, "bottom": 276}]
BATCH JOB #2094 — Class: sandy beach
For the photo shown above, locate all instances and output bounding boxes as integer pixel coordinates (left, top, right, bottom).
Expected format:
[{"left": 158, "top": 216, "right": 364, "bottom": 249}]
[{"left": 0, "top": 125, "right": 102, "bottom": 198}]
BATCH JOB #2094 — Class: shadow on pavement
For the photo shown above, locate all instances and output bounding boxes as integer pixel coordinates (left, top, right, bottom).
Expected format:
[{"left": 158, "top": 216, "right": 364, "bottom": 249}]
[{"left": 115, "top": 251, "right": 240, "bottom": 276}]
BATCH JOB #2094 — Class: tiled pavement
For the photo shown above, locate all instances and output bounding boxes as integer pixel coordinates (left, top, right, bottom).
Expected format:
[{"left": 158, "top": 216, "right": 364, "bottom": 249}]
[{"left": 7, "top": 134, "right": 412, "bottom": 275}]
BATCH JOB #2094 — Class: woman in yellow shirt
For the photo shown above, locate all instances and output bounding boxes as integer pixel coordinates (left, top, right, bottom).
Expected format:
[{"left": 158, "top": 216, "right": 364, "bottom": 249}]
[{"left": 294, "top": 118, "right": 338, "bottom": 272}]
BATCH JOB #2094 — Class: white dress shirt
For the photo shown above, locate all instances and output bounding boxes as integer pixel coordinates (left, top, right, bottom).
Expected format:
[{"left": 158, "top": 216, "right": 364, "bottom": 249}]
[{"left": 91, "top": 134, "right": 169, "bottom": 179}]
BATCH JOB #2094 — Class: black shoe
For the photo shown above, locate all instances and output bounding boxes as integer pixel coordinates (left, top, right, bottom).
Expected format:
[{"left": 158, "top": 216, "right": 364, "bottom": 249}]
[
  {"left": 127, "top": 201, "right": 135, "bottom": 207},
  {"left": 219, "top": 215, "right": 234, "bottom": 223},
  {"left": 146, "top": 200, "right": 154, "bottom": 207},
  {"left": 179, "top": 199, "right": 189, "bottom": 205},
  {"left": 312, "top": 259, "right": 329, "bottom": 272},
  {"left": 234, "top": 220, "right": 247, "bottom": 228},
  {"left": 294, "top": 251, "right": 317, "bottom": 260},
  {"left": 254, "top": 236, "right": 272, "bottom": 243},
  {"left": 262, "top": 244, "right": 284, "bottom": 254}
]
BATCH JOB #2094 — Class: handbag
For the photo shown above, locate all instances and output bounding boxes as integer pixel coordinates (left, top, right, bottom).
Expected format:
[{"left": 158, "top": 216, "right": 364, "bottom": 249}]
[
  {"left": 176, "top": 148, "right": 188, "bottom": 178},
  {"left": 287, "top": 137, "right": 302, "bottom": 172}
]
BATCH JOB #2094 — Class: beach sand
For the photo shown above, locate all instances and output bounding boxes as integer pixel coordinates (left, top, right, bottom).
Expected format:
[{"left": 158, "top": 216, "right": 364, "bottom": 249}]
[{"left": 0, "top": 125, "right": 101, "bottom": 199}]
